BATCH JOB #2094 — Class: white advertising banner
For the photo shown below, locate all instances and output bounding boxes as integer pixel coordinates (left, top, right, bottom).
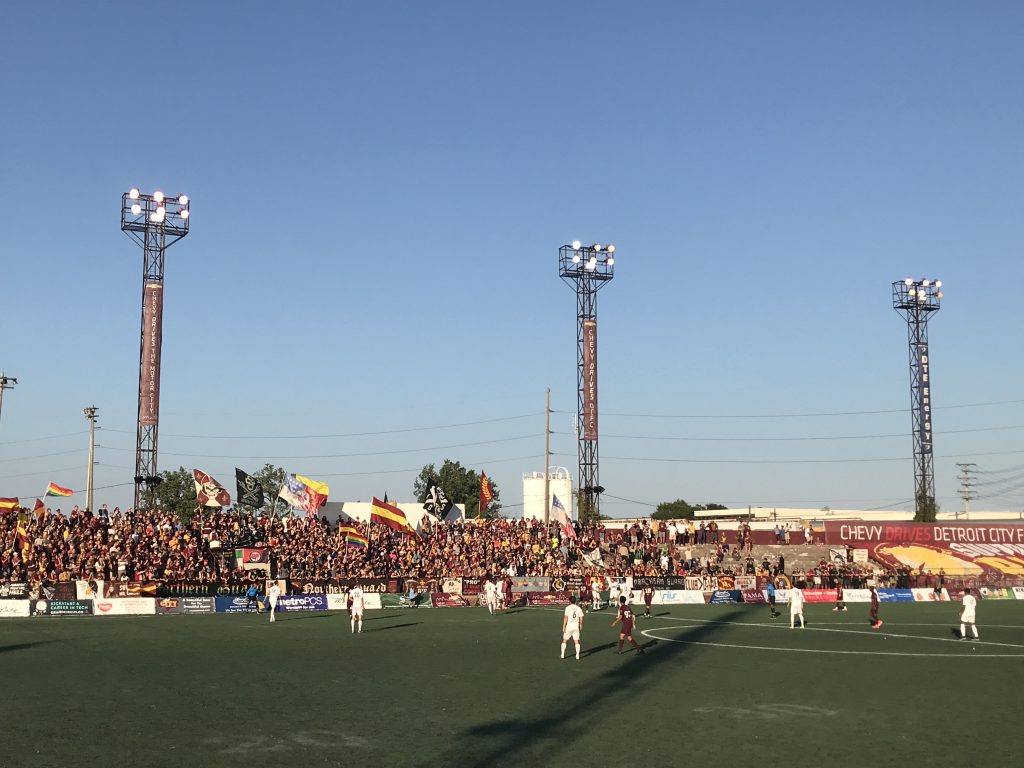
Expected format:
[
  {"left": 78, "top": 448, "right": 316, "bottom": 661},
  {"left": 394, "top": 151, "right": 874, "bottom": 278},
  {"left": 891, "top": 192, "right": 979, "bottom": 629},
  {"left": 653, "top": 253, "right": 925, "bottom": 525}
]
[
  {"left": 92, "top": 598, "right": 157, "bottom": 616},
  {"left": 0, "top": 600, "right": 30, "bottom": 618},
  {"left": 658, "top": 590, "right": 707, "bottom": 605},
  {"left": 326, "top": 593, "right": 382, "bottom": 611}
]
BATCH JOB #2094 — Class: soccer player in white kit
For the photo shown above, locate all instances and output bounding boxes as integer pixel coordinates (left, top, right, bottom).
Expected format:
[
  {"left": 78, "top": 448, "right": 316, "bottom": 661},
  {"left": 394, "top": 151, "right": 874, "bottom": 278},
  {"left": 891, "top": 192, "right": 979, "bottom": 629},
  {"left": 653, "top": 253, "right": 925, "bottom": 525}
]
[
  {"left": 349, "top": 586, "right": 364, "bottom": 634},
  {"left": 590, "top": 579, "right": 602, "bottom": 611},
  {"left": 959, "top": 587, "right": 979, "bottom": 640},
  {"left": 789, "top": 585, "right": 806, "bottom": 629},
  {"left": 483, "top": 578, "right": 498, "bottom": 615},
  {"left": 561, "top": 594, "right": 585, "bottom": 660},
  {"left": 268, "top": 582, "right": 280, "bottom": 623}
]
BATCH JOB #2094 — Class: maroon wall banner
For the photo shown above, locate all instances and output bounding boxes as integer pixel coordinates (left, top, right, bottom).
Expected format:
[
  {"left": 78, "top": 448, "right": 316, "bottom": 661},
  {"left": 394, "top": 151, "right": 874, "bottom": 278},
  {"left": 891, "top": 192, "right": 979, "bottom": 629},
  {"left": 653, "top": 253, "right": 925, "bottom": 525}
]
[
  {"left": 582, "top": 318, "right": 598, "bottom": 442},
  {"left": 139, "top": 282, "right": 164, "bottom": 426},
  {"left": 824, "top": 521, "right": 1024, "bottom": 576}
]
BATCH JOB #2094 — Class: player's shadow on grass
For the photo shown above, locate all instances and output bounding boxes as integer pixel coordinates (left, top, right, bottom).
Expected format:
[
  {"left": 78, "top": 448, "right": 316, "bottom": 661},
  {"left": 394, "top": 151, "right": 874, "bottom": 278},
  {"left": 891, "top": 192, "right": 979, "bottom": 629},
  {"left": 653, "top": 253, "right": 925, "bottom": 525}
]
[
  {"left": 370, "top": 622, "right": 421, "bottom": 632},
  {"left": 0, "top": 641, "right": 54, "bottom": 655},
  {"left": 579, "top": 641, "right": 617, "bottom": 657},
  {"left": 364, "top": 613, "right": 404, "bottom": 622},
  {"left": 280, "top": 613, "right": 331, "bottom": 621},
  {"left": 447, "top": 608, "right": 747, "bottom": 768}
]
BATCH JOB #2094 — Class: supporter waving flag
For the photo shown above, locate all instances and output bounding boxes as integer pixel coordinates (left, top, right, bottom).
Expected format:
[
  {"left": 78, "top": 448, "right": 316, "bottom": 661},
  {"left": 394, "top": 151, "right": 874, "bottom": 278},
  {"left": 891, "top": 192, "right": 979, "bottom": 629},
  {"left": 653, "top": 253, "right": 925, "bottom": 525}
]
[
  {"left": 478, "top": 471, "right": 494, "bottom": 518},
  {"left": 45, "top": 482, "right": 73, "bottom": 498},
  {"left": 193, "top": 469, "right": 231, "bottom": 508},
  {"left": 278, "top": 474, "right": 329, "bottom": 517},
  {"left": 370, "top": 496, "right": 418, "bottom": 536},
  {"left": 551, "top": 494, "right": 576, "bottom": 539}
]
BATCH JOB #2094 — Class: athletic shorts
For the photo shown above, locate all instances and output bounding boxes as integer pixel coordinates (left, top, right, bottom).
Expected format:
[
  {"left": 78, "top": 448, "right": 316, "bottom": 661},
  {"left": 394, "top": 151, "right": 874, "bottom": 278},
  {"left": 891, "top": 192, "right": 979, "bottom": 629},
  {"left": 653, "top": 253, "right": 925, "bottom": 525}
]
[{"left": 562, "top": 629, "right": 580, "bottom": 642}]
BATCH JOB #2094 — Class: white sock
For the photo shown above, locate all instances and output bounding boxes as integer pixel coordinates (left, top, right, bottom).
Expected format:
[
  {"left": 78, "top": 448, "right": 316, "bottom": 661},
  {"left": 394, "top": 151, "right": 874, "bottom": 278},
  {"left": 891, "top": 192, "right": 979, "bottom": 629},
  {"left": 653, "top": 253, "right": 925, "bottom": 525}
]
[
  {"left": 960, "top": 623, "right": 966, "bottom": 636},
  {"left": 560, "top": 643, "right": 566, "bottom": 658},
  {"left": 972, "top": 625, "right": 979, "bottom": 638},
  {"left": 358, "top": 619, "right": 362, "bottom": 632},
  {"left": 575, "top": 644, "right": 580, "bottom": 659},
  {"left": 351, "top": 619, "right": 355, "bottom": 633}
]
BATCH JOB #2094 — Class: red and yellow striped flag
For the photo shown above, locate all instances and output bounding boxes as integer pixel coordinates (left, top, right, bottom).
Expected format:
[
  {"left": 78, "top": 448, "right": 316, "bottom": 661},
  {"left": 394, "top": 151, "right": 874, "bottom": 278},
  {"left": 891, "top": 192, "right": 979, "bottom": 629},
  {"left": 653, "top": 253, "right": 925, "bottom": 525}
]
[
  {"left": 369, "top": 497, "right": 417, "bottom": 536},
  {"left": 0, "top": 497, "right": 19, "bottom": 511}
]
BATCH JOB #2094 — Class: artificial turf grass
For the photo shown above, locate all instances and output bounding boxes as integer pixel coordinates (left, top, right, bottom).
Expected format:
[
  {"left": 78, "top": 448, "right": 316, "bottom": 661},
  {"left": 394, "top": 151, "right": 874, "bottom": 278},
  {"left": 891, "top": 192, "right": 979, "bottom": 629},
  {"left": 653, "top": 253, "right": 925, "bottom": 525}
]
[{"left": 1, "top": 602, "right": 1021, "bottom": 768}]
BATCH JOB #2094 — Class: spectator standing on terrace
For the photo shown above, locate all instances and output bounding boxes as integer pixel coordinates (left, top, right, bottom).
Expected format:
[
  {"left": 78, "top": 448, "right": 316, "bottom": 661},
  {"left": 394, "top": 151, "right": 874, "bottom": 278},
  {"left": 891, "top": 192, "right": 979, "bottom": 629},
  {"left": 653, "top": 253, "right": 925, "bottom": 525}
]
[
  {"left": 789, "top": 585, "right": 806, "bottom": 629},
  {"left": 869, "top": 586, "right": 883, "bottom": 629},
  {"left": 959, "top": 588, "right": 980, "bottom": 640},
  {"left": 561, "top": 594, "right": 584, "bottom": 661}
]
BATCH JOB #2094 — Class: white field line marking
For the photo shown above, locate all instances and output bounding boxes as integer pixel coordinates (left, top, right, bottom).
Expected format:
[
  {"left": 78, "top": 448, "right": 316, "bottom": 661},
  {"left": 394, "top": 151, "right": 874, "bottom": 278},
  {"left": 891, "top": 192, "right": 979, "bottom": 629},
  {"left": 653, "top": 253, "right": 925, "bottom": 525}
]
[
  {"left": 643, "top": 615, "right": 1024, "bottom": 650},
  {"left": 639, "top": 627, "right": 1024, "bottom": 658}
]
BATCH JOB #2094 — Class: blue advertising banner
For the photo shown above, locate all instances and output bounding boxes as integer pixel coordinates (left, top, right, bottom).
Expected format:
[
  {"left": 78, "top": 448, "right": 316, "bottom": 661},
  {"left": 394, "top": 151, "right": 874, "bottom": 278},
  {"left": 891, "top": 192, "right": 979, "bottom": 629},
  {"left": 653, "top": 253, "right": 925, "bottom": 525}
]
[
  {"left": 877, "top": 588, "right": 915, "bottom": 602},
  {"left": 215, "top": 596, "right": 264, "bottom": 614},
  {"left": 709, "top": 590, "right": 743, "bottom": 604},
  {"left": 276, "top": 594, "right": 328, "bottom": 612}
]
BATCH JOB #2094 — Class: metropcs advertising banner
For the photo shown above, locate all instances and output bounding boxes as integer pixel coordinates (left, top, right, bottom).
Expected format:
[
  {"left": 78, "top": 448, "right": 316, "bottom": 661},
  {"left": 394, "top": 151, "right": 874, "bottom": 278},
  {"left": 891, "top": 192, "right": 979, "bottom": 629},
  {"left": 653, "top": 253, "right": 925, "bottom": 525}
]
[{"left": 824, "top": 522, "right": 1024, "bottom": 576}]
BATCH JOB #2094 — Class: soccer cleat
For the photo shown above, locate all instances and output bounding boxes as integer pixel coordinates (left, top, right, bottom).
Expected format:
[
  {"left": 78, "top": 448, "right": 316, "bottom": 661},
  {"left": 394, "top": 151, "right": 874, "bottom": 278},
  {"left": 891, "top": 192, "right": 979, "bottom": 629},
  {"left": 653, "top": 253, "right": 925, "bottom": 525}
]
[
  {"left": 842, "top": 607, "right": 848, "bottom": 611},
  {"left": 832, "top": 607, "right": 839, "bottom": 612}
]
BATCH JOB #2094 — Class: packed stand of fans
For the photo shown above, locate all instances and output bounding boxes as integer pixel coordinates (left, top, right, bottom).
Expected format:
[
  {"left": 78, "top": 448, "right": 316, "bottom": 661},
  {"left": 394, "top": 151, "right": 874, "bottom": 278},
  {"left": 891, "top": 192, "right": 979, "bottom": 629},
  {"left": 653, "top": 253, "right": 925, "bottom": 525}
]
[{"left": 2, "top": 504, "right": 915, "bottom": 588}]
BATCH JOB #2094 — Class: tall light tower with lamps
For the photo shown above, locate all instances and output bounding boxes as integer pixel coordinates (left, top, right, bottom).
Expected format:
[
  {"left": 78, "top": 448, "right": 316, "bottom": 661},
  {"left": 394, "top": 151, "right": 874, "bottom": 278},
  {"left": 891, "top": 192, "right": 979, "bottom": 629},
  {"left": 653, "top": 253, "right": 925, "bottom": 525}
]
[
  {"left": 0, "top": 373, "right": 16, "bottom": 427},
  {"left": 559, "top": 241, "right": 616, "bottom": 522},
  {"left": 892, "top": 277, "right": 942, "bottom": 521},
  {"left": 121, "top": 188, "right": 190, "bottom": 511}
]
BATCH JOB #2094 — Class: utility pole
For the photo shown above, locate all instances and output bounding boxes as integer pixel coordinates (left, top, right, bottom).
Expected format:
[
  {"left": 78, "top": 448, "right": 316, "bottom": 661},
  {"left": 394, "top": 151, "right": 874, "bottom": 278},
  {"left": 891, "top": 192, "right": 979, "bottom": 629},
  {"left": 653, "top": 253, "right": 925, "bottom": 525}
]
[
  {"left": 956, "top": 462, "right": 976, "bottom": 520},
  {"left": 543, "top": 387, "right": 551, "bottom": 525},
  {"left": 0, "top": 372, "right": 17, "bottom": 425},
  {"left": 84, "top": 406, "right": 99, "bottom": 513}
]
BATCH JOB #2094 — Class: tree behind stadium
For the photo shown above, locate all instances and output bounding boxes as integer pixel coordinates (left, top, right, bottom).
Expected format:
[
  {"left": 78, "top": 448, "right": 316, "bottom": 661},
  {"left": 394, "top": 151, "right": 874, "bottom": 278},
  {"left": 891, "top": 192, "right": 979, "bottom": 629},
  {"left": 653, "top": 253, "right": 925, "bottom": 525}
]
[
  {"left": 414, "top": 459, "right": 501, "bottom": 519},
  {"left": 155, "top": 463, "right": 286, "bottom": 523}
]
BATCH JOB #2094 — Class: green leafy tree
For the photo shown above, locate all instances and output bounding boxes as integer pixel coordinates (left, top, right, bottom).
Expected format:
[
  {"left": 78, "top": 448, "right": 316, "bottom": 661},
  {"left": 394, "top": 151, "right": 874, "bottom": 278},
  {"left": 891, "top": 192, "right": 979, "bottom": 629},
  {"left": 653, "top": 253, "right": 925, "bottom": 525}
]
[
  {"left": 154, "top": 466, "right": 198, "bottom": 523},
  {"left": 414, "top": 460, "right": 501, "bottom": 518},
  {"left": 576, "top": 490, "right": 600, "bottom": 526},
  {"left": 651, "top": 499, "right": 695, "bottom": 520},
  {"left": 915, "top": 493, "right": 939, "bottom": 523}
]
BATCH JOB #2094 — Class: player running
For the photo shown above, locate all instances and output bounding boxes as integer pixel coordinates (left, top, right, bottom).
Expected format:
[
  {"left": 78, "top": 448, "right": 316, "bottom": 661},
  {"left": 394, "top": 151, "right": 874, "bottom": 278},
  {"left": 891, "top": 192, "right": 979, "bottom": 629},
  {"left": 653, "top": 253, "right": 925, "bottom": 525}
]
[
  {"left": 642, "top": 584, "right": 655, "bottom": 618},
  {"left": 959, "top": 587, "right": 980, "bottom": 640},
  {"left": 349, "top": 586, "right": 364, "bottom": 634},
  {"left": 611, "top": 596, "right": 645, "bottom": 655},
  {"left": 267, "top": 582, "right": 280, "bottom": 623},
  {"left": 789, "top": 585, "right": 806, "bottom": 629},
  {"left": 869, "top": 586, "right": 883, "bottom": 629},
  {"left": 561, "top": 595, "right": 585, "bottom": 660}
]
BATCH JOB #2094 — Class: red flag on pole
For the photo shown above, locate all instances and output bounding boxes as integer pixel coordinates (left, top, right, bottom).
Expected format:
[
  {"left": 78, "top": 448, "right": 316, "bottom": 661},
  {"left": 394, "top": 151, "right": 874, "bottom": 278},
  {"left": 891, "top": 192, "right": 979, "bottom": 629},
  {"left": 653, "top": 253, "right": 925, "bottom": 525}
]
[{"left": 478, "top": 471, "right": 494, "bottom": 518}]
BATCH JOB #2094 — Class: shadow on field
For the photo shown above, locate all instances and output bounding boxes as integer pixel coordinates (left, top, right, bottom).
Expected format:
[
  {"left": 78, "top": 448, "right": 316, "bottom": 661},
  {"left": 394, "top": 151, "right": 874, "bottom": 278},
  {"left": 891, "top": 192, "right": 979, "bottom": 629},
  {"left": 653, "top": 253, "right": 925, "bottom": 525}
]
[
  {"left": 0, "top": 641, "right": 54, "bottom": 655},
  {"left": 580, "top": 642, "right": 617, "bottom": 658},
  {"left": 447, "top": 608, "right": 746, "bottom": 768},
  {"left": 281, "top": 613, "right": 331, "bottom": 621},
  {"left": 370, "top": 622, "right": 421, "bottom": 632},
  {"left": 364, "top": 613, "right": 403, "bottom": 622}
]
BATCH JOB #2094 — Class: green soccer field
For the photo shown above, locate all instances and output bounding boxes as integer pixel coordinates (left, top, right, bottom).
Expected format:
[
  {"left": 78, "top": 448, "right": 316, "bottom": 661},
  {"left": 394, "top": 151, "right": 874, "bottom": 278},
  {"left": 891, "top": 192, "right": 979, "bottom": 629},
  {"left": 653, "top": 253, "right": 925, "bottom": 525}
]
[{"left": 2, "top": 602, "right": 1022, "bottom": 768}]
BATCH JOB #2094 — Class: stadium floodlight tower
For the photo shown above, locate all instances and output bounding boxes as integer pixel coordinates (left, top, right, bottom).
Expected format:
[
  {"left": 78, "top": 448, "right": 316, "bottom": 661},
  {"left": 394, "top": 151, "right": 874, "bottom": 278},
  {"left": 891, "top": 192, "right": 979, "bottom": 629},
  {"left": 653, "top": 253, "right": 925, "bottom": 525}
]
[
  {"left": 892, "top": 277, "right": 943, "bottom": 521},
  {"left": 559, "top": 241, "right": 616, "bottom": 522},
  {"left": 121, "top": 188, "right": 190, "bottom": 511}
]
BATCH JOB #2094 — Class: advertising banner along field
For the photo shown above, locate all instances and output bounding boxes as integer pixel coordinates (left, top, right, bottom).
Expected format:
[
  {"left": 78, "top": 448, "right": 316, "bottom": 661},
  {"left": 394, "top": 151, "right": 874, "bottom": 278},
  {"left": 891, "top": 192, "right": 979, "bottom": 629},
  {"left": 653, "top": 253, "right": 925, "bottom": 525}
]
[{"left": 824, "top": 521, "right": 1024, "bottom": 576}]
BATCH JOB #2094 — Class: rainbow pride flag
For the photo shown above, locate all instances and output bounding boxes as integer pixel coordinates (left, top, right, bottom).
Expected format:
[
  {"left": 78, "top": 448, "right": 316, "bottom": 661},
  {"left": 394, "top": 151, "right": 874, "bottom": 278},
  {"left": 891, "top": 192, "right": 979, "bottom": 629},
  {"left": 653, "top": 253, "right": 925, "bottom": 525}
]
[
  {"left": 45, "top": 482, "right": 73, "bottom": 497},
  {"left": 346, "top": 532, "right": 368, "bottom": 549}
]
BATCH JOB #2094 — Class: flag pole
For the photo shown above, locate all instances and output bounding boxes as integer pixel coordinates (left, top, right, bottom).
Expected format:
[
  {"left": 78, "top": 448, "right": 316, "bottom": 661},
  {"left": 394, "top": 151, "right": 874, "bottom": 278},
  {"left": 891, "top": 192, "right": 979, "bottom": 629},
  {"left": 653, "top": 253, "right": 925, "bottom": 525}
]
[{"left": 544, "top": 386, "right": 551, "bottom": 526}]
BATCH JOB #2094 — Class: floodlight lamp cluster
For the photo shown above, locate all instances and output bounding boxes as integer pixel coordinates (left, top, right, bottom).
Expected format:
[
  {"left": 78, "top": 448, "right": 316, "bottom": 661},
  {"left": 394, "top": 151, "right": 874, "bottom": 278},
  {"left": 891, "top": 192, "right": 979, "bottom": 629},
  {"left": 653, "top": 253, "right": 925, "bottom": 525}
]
[
  {"left": 570, "top": 240, "right": 616, "bottom": 269},
  {"left": 903, "top": 277, "right": 943, "bottom": 301},
  {"left": 126, "top": 188, "right": 190, "bottom": 223}
]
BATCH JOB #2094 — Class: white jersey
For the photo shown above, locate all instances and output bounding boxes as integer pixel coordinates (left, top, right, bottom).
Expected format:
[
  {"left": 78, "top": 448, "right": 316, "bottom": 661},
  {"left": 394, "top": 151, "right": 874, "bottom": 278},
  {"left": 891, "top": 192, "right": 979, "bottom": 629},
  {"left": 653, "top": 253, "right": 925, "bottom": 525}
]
[
  {"left": 349, "top": 587, "right": 365, "bottom": 613},
  {"left": 563, "top": 604, "right": 585, "bottom": 632},
  {"left": 484, "top": 581, "right": 497, "bottom": 600},
  {"left": 789, "top": 589, "right": 805, "bottom": 611},
  {"left": 961, "top": 593, "right": 977, "bottom": 622},
  {"left": 268, "top": 584, "right": 280, "bottom": 604}
]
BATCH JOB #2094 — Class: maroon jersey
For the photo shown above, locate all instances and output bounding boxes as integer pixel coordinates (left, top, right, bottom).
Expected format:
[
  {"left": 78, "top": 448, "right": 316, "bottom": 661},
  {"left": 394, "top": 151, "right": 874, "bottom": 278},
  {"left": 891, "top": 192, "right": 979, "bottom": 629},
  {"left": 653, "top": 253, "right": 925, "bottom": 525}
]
[
  {"left": 836, "top": 585, "right": 844, "bottom": 600},
  {"left": 870, "top": 591, "right": 879, "bottom": 615},
  {"left": 642, "top": 586, "right": 654, "bottom": 604},
  {"left": 618, "top": 604, "right": 635, "bottom": 633}
]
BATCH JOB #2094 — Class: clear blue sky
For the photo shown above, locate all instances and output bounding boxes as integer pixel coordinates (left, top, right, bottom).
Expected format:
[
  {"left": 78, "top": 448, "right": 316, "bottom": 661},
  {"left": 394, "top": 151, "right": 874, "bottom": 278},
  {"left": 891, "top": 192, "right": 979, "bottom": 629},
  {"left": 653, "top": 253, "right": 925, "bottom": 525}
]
[{"left": 2, "top": 2, "right": 1022, "bottom": 516}]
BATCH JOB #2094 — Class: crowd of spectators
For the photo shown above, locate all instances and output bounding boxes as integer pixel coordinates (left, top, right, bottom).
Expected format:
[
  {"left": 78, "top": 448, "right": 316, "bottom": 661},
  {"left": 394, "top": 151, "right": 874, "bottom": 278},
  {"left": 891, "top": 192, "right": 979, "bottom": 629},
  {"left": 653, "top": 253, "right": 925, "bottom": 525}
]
[{"left": 0, "top": 504, "right": 943, "bottom": 589}]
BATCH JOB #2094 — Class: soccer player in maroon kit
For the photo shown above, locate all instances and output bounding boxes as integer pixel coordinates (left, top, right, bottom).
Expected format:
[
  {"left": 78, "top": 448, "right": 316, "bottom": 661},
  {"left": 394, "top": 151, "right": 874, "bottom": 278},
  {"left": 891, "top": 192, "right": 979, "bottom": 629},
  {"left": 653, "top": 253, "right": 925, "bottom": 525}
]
[
  {"left": 869, "top": 586, "right": 883, "bottom": 629},
  {"left": 833, "top": 580, "right": 848, "bottom": 612},
  {"left": 502, "top": 576, "right": 513, "bottom": 610},
  {"left": 611, "top": 596, "right": 645, "bottom": 655},
  {"left": 642, "top": 585, "right": 655, "bottom": 617}
]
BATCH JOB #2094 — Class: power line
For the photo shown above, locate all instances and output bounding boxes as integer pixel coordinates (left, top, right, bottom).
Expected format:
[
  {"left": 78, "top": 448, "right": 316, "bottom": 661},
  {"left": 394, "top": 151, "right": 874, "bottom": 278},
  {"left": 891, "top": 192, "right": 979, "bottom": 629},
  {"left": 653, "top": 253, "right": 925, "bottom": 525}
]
[{"left": 600, "top": 424, "right": 1024, "bottom": 442}]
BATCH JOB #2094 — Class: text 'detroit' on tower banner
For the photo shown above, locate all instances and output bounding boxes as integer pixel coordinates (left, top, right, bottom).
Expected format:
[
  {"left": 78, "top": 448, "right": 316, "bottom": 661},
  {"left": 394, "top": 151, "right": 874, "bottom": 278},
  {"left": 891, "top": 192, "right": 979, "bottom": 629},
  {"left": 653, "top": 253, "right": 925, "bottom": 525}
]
[
  {"left": 583, "top": 318, "right": 598, "bottom": 442},
  {"left": 915, "top": 341, "right": 932, "bottom": 454},
  {"left": 139, "top": 282, "right": 163, "bottom": 426}
]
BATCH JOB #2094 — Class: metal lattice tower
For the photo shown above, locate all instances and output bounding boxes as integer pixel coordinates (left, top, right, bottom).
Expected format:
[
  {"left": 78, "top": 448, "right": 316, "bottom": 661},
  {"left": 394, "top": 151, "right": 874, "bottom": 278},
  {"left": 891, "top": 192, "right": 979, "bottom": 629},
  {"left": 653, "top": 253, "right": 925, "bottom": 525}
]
[
  {"left": 892, "top": 278, "right": 943, "bottom": 519},
  {"left": 559, "top": 241, "right": 616, "bottom": 519},
  {"left": 121, "top": 189, "right": 190, "bottom": 511}
]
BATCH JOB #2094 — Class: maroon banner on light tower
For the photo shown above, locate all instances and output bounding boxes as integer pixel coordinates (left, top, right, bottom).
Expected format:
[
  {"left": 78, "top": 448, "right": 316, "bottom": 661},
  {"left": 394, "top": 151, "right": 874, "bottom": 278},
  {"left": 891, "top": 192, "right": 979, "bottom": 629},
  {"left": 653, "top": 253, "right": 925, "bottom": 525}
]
[
  {"left": 139, "top": 282, "right": 164, "bottom": 426},
  {"left": 582, "top": 318, "right": 598, "bottom": 441}
]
